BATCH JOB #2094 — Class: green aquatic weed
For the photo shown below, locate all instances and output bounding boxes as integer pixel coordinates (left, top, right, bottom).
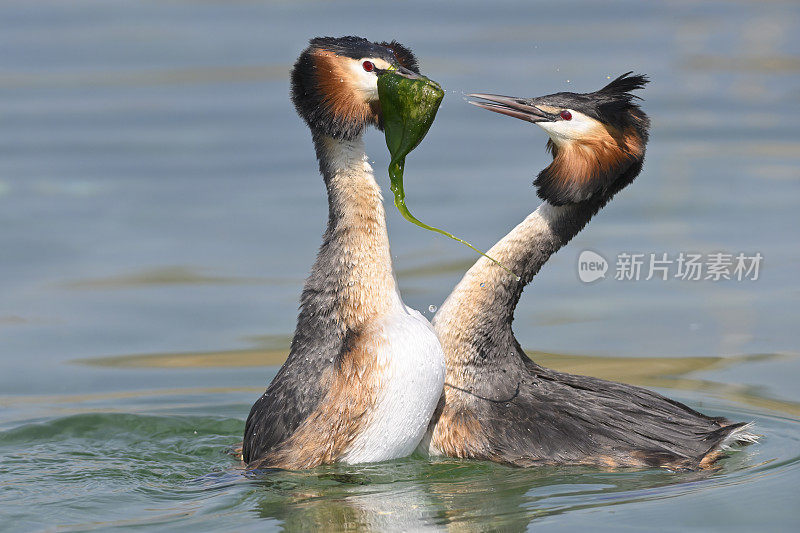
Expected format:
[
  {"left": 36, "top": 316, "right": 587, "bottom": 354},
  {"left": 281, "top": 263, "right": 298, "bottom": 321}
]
[{"left": 377, "top": 67, "right": 517, "bottom": 278}]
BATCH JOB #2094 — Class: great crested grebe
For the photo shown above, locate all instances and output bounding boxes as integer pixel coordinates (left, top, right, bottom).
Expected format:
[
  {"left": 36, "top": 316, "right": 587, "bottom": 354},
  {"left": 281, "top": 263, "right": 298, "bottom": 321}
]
[
  {"left": 422, "top": 73, "right": 756, "bottom": 470},
  {"left": 242, "top": 37, "right": 445, "bottom": 470}
]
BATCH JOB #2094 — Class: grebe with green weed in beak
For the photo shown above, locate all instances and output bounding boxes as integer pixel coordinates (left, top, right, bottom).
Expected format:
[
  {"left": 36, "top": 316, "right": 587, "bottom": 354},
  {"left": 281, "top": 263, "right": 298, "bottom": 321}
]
[{"left": 242, "top": 37, "right": 445, "bottom": 471}]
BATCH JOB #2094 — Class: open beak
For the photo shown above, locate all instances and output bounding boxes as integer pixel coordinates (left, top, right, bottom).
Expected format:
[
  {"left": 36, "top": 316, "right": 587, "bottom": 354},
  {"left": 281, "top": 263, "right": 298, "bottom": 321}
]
[{"left": 468, "top": 94, "right": 556, "bottom": 123}]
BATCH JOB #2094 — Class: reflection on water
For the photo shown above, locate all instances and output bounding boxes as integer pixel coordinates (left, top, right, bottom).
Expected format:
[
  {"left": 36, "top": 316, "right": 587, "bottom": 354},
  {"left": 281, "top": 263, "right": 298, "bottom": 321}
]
[
  {"left": 1, "top": 0, "right": 799, "bottom": 530},
  {"left": 71, "top": 348, "right": 800, "bottom": 416},
  {"left": 59, "top": 265, "right": 293, "bottom": 289},
  {"left": 1, "top": 402, "right": 796, "bottom": 531}
]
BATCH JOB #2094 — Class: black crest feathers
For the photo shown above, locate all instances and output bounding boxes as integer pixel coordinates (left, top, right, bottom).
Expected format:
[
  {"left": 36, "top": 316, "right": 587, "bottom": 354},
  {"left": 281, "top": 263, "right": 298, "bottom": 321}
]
[
  {"left": 588, "top": 72, "right": 650, "bottom": 130},
  {"left": 378, "top": 40, "right": 420, "bottom": 74},
  {"left": 596, "top": 72, "right": 649, "bottom": 99}
]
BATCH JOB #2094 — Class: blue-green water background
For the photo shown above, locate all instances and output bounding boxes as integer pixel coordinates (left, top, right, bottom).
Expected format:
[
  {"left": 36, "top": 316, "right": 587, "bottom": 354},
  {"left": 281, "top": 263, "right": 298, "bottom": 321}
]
[{"left": 1, "top": 0, "right": 799, "bottom": 531}]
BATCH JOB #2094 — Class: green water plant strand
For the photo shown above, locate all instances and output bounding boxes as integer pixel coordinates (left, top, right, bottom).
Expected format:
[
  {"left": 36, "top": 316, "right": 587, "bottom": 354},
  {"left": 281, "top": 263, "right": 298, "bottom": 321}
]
[{"left": 377, "top": 67, "right": 518, "bottom": 279}]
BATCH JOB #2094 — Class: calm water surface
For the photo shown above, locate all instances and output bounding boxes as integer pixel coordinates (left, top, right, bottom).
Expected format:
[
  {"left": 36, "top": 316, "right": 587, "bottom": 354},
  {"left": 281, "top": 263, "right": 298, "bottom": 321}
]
[{"left": 1, "top": 0, "right": 799, "bottom": 531}]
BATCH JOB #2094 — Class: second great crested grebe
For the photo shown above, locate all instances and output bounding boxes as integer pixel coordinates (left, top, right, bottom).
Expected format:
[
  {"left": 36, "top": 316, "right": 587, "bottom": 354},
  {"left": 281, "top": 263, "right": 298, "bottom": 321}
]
[
  {"left": 242, "top": 37, "right": 445, "bottom": 470},
  {"left": 422, "top": 73, "right": 757, "bottom": 470}
]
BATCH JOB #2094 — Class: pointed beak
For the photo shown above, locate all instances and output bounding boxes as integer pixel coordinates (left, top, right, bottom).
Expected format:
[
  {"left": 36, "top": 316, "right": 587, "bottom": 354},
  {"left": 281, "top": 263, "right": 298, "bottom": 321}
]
[
  {"left": 392, "top": 64, "right": 423, "bottom": 80},
  {"left": 467, "top": 94, "right": 556, "bottom": 123}
]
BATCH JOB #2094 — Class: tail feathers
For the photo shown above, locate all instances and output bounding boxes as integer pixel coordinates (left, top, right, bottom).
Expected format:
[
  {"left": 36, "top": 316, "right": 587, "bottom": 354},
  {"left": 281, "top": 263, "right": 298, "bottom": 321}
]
[
  {"left": 697, "top": 422, "right": 758, "bottom": 468},
  {"left": 717, "top": 422, "right": 759, "bottom": 450}
]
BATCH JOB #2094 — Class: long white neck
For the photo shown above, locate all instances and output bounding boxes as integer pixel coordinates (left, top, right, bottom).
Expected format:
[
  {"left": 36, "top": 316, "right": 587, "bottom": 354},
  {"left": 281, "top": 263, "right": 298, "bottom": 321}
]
[
  {"left": 433, "top": 201, "right": 595, "bottom": 368},
  {"left": 299, "top": 133, "right": 402, "bottom": 336}
]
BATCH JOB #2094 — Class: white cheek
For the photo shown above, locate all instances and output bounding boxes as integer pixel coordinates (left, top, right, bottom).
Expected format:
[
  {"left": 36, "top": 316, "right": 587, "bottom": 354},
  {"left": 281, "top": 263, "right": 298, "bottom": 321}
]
[
  {"left": 344, "top": 62, "right": 379, "bottom": 100},
  {"left": 538, "top": 114, "right": 597, "bottom": 143},
  {"left": 537, "top": 121, "right": 567, "bottom": 140}
]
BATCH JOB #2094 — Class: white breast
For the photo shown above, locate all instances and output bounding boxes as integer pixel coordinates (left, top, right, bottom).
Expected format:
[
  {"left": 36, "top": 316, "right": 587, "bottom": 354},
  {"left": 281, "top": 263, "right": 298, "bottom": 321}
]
[{"left": 341, "top": 306, "right": 445, "bottom": 464}]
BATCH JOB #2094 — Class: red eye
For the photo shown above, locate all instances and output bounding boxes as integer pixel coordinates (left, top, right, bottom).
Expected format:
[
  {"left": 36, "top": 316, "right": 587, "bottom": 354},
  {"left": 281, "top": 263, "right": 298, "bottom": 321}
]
[
  {"left": 362, "top": 61, "right": 374, "bottom": 72},
  {"left": 560, "top": 110, "right": 572, "bottom": 121}
]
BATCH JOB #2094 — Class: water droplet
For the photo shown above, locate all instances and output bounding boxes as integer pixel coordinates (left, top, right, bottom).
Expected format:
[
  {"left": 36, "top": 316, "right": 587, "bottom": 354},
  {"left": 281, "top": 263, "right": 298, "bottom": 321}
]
[
  {"left": 479, "top": 282, "right": 485, "bottom": 288},
  {"left": 428, "top": 304, "right": 437, "bottom": 313}
]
